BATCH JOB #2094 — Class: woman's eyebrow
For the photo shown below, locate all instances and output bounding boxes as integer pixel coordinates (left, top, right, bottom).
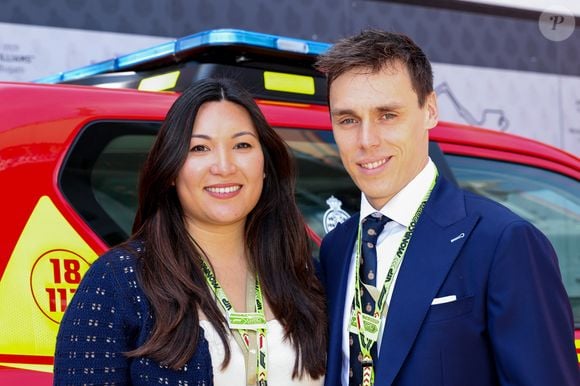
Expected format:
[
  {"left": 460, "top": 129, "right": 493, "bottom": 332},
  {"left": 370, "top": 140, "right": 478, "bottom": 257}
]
[
  {"left": 232, "top": 131, "right": 257, "bottom": 139},
  {"left": 191, "top": 131, "right": 257, "bottom": 139}
]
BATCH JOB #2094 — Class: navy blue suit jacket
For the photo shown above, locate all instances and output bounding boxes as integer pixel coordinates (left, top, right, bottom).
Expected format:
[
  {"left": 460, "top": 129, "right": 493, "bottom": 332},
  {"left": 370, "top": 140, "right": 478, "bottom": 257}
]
[{"left": 319, "top": 176, "right": 579, "bottom": 386}]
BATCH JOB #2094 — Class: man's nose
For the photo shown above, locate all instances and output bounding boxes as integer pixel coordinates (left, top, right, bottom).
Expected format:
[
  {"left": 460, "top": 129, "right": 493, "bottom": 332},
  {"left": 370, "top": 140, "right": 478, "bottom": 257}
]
[{"left": 360, "top": 122, "right": 380, "bottom": 149}]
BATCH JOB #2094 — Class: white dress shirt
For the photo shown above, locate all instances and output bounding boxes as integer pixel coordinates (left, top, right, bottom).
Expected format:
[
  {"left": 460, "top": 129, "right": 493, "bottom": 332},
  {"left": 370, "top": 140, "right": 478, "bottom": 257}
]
[{"left": 341, "top": 159, "right": 437, "bottom": 386}]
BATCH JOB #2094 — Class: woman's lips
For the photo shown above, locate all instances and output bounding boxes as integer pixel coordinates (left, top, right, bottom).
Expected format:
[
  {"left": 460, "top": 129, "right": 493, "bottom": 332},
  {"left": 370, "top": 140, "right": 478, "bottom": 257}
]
[{"left": 204, "top": 184, "right": 242, "bottom": 198}]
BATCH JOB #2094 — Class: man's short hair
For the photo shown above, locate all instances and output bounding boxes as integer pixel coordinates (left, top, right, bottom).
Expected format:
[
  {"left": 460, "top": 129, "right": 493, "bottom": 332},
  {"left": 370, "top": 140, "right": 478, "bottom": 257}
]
[{"left": 315, "top": 29, "right": 433, "bottom": 106}]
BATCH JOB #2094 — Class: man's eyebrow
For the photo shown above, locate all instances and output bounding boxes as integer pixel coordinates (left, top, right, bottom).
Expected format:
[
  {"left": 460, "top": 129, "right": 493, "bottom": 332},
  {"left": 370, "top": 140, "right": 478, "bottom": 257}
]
[
  {"left": 331, "top": 104, "right": 404, "bottom": 117},
  {"left": 375, "top": 103, "right": 404, "bottom": 111},
  {"left": 330, "top": 108, "right": 356, "bottom": 117}
]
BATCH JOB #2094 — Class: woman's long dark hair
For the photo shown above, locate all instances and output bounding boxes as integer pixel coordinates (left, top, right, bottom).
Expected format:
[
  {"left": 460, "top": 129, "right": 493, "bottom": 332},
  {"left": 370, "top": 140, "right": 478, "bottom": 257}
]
[{"left": 125, "top": 78, "right": 327, "bottom": 378}]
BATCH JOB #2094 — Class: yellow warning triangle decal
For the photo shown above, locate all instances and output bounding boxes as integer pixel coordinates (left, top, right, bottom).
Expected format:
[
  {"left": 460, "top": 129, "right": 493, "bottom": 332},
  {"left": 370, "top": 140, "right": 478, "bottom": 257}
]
[{"left": 0, "top": 196, "right": 98, "bottom": 358}]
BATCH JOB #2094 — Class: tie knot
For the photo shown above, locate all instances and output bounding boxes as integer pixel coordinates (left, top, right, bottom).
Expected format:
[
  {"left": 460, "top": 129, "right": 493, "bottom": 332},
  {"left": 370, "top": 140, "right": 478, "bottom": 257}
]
[{"left": 361, "top": 214, "right": 389, "bottom": 244}]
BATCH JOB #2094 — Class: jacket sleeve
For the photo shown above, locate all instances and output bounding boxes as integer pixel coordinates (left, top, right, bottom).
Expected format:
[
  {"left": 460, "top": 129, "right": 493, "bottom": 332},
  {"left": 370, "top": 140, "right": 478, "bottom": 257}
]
[
  {"left": 487, "top": 220, "right": 580, "bottom": 385},
  {"left": 53, "top": 254, "right": 135, "bottom": 385}
]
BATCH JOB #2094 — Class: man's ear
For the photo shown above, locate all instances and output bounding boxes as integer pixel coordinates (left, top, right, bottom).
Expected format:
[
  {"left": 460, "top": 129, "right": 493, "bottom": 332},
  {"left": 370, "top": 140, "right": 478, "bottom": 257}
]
[{"left": 424, "top": 91, "right": 438, "bottom": 130}]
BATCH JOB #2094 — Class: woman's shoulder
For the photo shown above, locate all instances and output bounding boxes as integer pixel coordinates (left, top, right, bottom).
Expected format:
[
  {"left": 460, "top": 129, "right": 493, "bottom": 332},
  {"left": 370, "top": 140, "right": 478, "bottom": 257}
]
[
  {"left": 82, "top": 240, "right": 144, "bottom": 289},
  {"left": 93, "top": 240, "right": 143, "bottom": 269},
  {"left": 72, "top": 240, "right": 149, "bottom": 322}
]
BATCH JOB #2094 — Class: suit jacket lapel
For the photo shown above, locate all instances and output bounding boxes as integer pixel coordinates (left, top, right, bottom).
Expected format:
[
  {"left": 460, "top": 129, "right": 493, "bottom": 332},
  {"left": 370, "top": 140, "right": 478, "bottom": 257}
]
[{"left": 374, "top": 178, "right": 481, "bottom": 386}]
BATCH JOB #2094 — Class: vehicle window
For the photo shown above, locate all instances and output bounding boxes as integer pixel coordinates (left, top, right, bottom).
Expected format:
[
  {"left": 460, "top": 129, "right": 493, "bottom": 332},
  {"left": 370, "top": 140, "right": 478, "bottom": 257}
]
[
  {"left": 446, "top": 155, "right": 580, "bottom": 325},
  {"left": 60, "top": 121, "right": 161, "bottom": 246},
  {"left": 92, "top": 134, "right": 156, "bottom": 235},
  {"left": 275, "top": 128, "right": 360, "bottom": 251}
]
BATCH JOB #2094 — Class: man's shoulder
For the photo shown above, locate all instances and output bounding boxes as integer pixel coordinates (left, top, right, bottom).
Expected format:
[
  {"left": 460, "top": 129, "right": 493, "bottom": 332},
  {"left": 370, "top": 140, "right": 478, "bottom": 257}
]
[
  {"left": 432, "top": 178, "right": 539, "bottom": 237},
  {"left": 435, "top": 176, "right": 528, "bottom": 224},
  {"left": 324, "top": 213, "right": 359, "bottom": 240},
  {"left": 319, "top": 213, "right": 359, "bottom": 259},
  {"left": 461, "top": 188, "right": 526, "bottom": 224},
  {"left": 457, "top": 187, "right": 550, "bottom": 245}
]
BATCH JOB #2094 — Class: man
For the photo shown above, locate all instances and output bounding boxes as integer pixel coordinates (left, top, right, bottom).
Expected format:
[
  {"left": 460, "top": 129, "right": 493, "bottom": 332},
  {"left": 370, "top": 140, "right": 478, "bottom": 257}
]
[{"left": 315, "top": 29, "right": 579, "bottom": 386}]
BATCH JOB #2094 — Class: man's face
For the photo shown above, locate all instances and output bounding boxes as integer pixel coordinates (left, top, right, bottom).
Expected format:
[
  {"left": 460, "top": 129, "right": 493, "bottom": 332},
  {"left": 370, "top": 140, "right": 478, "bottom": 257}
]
[{"left": 329, "top": 63, "right": 438, "bottom": 209}]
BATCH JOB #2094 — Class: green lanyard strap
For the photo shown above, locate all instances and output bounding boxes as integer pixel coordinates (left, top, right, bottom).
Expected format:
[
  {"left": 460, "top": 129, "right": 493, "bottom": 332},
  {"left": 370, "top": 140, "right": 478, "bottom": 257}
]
[
  {"left": 200, "top": 259, "right": 268, "bottom": 385},
  {"left": 350, "top": 172, "right": 438, "bottom": 386}
]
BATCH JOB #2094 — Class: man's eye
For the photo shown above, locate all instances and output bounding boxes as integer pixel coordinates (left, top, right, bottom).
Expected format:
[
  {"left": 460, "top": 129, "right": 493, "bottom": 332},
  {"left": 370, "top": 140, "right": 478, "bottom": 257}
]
[
  {"left": 190, "top": 144, "right": 209, "bottom": 152},
  {"left": 339, "top": 118, "right": 357, "bottom": 125},
  {"left": 382, "top": 113, "right": 397, "bottom": 120},
  {"left": 234, "top": 142, "right": 252, "bottom": 149}
]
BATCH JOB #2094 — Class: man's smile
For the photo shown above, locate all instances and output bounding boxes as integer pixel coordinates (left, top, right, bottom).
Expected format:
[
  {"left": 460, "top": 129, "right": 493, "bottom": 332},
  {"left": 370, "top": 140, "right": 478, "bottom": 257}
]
[{"left": 358, "top": 156, "right": 390, "bottom": 170}]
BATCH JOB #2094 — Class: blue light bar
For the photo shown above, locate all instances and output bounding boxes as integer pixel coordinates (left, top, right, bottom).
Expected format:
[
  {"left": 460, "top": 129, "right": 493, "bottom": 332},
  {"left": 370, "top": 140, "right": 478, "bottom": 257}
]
[
  {"left": 37, "top": 73, "right": 64, "bottom": 84},
  {"left": 60, "top": 59, "right": 117, "bottom": 82},
  {"left": 34, "top": 29, "right": 331, "bottom": 84},
  {"left": 177, "top": 29, "right": 330, "bottom": 55},
  {"left": 116, "top": 40, "right": 176, "bottom": 70},
  {"left": 35, "top": 58, "right": 117, "bottom": 83}
]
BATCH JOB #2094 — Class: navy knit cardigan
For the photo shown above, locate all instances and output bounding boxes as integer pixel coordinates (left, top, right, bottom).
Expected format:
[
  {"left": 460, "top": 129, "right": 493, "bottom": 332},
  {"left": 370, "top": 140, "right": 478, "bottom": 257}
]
[{"left": 53, "top": 243, "right": 214, "bottom": 385}]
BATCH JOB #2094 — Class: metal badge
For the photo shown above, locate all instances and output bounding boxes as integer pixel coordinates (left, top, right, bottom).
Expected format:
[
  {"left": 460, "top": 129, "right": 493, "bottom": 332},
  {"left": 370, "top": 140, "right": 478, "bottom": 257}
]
[{"left": 323, "top": 195, "right": 350, "bottom": 234}]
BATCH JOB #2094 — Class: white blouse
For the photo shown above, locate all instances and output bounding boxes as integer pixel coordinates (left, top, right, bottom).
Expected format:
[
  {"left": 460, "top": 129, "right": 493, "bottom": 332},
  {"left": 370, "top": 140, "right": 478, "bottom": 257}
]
[{"left": 200, "top": 319, "right": 324, "bottom": 386}]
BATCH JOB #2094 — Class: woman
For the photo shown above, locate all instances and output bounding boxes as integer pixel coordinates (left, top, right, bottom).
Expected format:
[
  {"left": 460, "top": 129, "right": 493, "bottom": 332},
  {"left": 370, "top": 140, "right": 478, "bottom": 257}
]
[{"left": 53, "top": 78, "right": 327, "bottom": 385}]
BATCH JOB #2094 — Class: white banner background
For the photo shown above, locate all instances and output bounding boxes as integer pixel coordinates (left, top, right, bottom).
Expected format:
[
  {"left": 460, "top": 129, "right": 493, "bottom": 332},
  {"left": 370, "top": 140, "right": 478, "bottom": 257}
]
[{"left": 0, "top": 22, "right": 169, "bottom": 82}]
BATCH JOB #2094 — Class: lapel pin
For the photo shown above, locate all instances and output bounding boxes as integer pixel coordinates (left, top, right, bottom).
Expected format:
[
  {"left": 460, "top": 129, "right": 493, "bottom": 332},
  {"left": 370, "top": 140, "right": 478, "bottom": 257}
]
[{"left": 450, "top": 232, "right": 465, "bottom": 243}]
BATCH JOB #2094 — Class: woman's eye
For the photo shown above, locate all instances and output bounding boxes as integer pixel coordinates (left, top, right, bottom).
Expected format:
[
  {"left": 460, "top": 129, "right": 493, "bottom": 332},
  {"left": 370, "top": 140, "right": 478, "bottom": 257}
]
[
  {"left": 190, "top": 144, "right": 209, "bottom": 152},
  {"left": 234, "top": 142, "right": 252, "bottom": 149}
]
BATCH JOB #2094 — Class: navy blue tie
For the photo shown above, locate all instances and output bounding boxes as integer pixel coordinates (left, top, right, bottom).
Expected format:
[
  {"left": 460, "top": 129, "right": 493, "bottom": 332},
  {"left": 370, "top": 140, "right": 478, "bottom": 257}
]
[{"left": 349, "top": 213, "right": 389, "bottom": 386}]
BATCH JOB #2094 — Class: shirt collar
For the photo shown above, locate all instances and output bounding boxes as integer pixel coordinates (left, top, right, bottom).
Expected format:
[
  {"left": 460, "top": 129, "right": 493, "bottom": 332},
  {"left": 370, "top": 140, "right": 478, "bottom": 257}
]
[{"left": 360, "top": 158, "right": 437, "bottom": 227}]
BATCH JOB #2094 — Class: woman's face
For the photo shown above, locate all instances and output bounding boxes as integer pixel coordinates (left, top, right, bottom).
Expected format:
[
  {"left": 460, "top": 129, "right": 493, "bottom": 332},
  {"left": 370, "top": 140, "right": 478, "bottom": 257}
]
[{"left": 175, "top": 100, "right": 265, "bottom": 230}]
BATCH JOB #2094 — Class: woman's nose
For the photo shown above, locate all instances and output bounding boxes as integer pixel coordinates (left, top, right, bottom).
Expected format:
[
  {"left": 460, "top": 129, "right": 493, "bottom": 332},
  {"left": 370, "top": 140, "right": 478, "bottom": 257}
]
[{"left": 209, "top": 150, "right": 237, "bottom": 175}]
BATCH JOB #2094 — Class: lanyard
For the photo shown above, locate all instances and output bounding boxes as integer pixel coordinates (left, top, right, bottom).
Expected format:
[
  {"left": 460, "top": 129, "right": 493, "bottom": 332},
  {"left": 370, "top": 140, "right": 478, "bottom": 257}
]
[
  {"left": 200, "top": 259, "right": 268, "bottom": 386},
  {"left": 350, "top": 173, "right": 438, "bottom": 386}
]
